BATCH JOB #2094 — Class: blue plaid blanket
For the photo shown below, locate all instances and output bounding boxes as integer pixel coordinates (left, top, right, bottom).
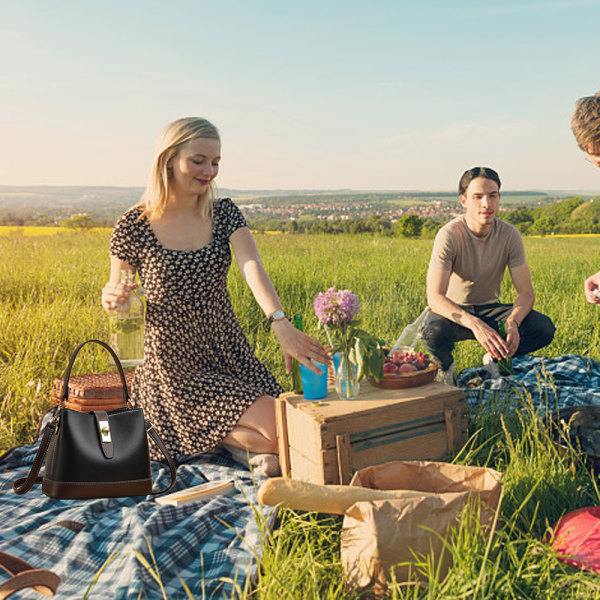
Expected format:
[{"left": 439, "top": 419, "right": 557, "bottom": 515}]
[
  {"left": 0, "top": 428, "right": 275, "bottom": 599},
  {"left": 457, "top": 353, "right": 600, "bottom": 412}
]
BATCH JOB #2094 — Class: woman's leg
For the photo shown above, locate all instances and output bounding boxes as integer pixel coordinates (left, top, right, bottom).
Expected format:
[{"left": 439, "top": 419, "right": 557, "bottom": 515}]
[{"left": 222, "top": 395, "right": 278, "bottom": 454}]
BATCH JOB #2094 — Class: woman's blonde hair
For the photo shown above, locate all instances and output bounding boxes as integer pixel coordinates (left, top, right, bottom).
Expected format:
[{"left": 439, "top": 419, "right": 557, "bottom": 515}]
[{"left": 140, "top": 117, "right": 220, "bottom": 220}]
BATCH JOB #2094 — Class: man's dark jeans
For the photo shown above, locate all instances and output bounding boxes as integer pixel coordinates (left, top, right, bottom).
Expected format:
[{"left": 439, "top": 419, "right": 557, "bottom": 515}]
[{"left": 420, "top": 303, "right": 556, "bottom": 371}]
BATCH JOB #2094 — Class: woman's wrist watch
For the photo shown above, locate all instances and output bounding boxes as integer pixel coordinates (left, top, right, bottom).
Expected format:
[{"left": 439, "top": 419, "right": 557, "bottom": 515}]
[{"left": 268, "top": 310, "right": 288, "bottom": 325}]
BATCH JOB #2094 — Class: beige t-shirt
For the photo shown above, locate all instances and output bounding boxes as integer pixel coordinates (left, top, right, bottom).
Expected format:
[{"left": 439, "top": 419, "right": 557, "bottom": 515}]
[{"left": 429, "top": 217, "right": 527, "bottom": 305}]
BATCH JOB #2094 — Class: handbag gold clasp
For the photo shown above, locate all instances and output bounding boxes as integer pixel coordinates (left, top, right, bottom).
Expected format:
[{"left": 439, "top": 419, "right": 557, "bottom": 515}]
[{"left": 99, "top": 420, "right": 112, "bottom": 443}]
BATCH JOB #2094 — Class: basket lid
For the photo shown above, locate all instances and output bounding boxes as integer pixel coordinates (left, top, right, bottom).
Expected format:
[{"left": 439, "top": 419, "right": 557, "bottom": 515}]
[{"left": 51, "top": 370, "right": 134, "bottom": 400}]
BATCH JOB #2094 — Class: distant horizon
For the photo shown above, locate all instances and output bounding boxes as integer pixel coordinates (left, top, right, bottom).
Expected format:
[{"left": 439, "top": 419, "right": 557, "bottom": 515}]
[{"left": 1, "top": 184, "right": 600, "bottom": 196}]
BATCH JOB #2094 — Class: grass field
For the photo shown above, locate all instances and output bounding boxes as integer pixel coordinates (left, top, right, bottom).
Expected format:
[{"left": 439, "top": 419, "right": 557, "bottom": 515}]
[{"left": 3, "top": 230, "right": 600, "bottom": 598}]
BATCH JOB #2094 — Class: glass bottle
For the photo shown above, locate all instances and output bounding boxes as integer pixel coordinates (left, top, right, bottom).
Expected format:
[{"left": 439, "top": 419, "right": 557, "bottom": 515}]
[
  {"left": 108, "top": 268, "right": 145, "bottom": 369},
  {"left": 389, "top": 307, "right": 430, "bottom": 354},
  {"left": 291, "top": 314, "right": 303, "bottom": 394},
  {"left": 497, "top": 319, "right": 513, "bottom": 376}
]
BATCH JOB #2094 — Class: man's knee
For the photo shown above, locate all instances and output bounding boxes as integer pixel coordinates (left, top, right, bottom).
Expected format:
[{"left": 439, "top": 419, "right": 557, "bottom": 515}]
[
  {"left": 536, "top": 314, "right": 556, "bottom": 347},
  {"left": 523, "top": 312, "right": 556, "bottom": 349},
  {"left": 421, "top": 315, "right": 453, "bottom": 348}
]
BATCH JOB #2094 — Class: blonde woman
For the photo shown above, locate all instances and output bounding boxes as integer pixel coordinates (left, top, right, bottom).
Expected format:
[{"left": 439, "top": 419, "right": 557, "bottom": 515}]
[{"left": 101, "top": 117, "right": 329, "bottom": 474}]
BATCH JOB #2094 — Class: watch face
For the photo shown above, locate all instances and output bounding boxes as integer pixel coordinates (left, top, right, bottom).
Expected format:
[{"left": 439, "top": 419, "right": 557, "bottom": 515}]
[{"left": 270, "top": 310, "right": 285, "bottom": 322}]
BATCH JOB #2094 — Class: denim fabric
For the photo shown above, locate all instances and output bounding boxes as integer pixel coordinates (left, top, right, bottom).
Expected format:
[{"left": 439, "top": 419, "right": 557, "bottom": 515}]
[{"left": 420, "top": 303, "right": 555, "bottom": 371}]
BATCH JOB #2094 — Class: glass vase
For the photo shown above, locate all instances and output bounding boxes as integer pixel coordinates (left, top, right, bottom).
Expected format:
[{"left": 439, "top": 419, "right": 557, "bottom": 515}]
[{"left": 335, "top": 352, "right": 360, "bottom": 400}]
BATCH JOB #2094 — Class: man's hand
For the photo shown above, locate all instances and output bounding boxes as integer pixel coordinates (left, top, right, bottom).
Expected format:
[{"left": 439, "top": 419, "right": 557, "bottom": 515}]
[
  {"left": 471, "top": 320, "right": 510, "bottom": 360},
  {"left": 584, "top": 271, "right": 600, "bottom": 304}
]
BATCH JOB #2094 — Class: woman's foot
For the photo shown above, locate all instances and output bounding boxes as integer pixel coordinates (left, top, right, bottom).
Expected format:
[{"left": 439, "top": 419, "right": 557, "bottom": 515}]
[{"left": 225, "top": 445, "right": 281, "bottom": 477}]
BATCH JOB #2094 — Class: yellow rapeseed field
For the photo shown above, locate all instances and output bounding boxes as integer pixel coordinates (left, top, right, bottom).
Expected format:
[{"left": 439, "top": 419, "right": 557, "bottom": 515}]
[
  {"left": 529, "top": 233, "right": 600, "bottom": 238},
  {"left": 0, "top": 226, "right": 111, "bottom": 236}
]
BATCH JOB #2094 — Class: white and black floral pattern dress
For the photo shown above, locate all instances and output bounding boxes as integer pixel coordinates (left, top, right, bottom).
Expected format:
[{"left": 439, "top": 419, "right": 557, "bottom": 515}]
[{"left": 109, "top": 198, "right": 283, "bottom": 459}]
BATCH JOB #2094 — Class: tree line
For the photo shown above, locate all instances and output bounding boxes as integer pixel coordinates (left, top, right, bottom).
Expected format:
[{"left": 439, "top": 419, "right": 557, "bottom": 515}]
[
  {"left": 248, "top": 214, "right": 439, "bottom": 238},
  {"left": 502, "top": 197, "right": 600, "bottom": 235},
  {"left": 3, "top": 196, "right": 600, "bottom": 237}
]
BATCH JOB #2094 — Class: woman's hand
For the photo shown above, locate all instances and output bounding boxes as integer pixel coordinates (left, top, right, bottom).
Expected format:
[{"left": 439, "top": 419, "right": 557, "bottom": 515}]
[
  {"left": 271, "top": 319, "right": 331, "bottom": 374},
  {"left": 101, "top": 280, "right": 137, "bottom": 312}
]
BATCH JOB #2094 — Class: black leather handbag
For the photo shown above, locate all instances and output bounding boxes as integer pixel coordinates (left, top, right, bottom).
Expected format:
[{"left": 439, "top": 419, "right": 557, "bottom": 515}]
[{"left": 13, "top": 340, "right": 176, "bottom": 499}]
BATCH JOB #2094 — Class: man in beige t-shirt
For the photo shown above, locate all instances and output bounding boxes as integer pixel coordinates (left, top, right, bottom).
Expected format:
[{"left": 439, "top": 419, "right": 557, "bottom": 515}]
[{"left": 421, "top": 166, "right": 555, "bottom": 383}]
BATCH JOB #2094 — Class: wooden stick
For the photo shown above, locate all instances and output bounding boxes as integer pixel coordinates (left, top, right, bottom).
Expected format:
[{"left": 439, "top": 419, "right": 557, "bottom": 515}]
[{"left": 275, "top": 397, "right": 290, "bottom": 477}]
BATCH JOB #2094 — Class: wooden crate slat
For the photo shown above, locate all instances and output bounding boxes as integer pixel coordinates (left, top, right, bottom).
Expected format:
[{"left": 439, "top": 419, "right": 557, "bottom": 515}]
[{"left": 348, "top": 429, "right": 449, "bottom": 473}]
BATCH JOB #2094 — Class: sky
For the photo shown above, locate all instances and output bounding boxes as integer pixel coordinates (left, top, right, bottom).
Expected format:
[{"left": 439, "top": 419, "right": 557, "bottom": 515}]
[{"left": 1, "top": 0, "right": 600, "bottom": 192}]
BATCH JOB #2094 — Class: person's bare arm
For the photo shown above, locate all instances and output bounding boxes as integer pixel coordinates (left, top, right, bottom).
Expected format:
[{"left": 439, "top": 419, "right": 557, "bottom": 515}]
[
  {"left": 426, "top": 264, "right": 509, "bottom": 359},
  {"left": 230, "top": 227, "right": 330, "bottom": 373},
  {"left": 503, "top": 263, "right": 535, "bottom": 356}
]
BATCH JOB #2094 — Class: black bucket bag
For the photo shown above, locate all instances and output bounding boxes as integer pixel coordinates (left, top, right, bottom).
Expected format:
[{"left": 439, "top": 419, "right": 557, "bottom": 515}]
[{"left": 13, "top": 339, "right": 176, "bottom": 499}]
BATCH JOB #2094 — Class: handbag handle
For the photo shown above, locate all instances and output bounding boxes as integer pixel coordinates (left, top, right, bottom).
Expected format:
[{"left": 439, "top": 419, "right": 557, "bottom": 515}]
[
  {"left": 59, "top": 339, "right": 131, "bottom": 405},
  {"left": 0, "top": 550, "right": 60, "bottom": 599}
]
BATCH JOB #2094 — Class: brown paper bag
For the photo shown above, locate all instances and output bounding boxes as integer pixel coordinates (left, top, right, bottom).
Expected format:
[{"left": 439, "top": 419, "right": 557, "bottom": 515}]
[{"left": 341, "top": 460, "right": 502, "bottom": 592}]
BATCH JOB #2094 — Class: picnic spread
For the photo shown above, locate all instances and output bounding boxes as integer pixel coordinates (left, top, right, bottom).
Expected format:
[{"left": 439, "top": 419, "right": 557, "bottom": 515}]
[
  {"left": 270, "top": 351, "right": 600, "bottom": 590},
  {"left": 4, "top": 352, "right": 600, "bottom": 596},
  {"left": 0, "top": 430, "right": 275, "bottom": 599}
]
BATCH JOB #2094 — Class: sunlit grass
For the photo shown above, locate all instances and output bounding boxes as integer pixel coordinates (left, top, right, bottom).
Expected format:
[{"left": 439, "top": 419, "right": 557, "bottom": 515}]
[
  {"left": 3, "top": 232, "right": 600, "bottom": 449},
  {"left": 5, "top": 232, "right": 600, "bottom": 597}
]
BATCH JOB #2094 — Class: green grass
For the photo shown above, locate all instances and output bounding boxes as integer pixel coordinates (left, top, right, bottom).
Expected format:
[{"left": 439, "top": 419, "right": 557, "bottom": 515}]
[{"left": 4, "top": 231, "right": 600, "bottom": 598}]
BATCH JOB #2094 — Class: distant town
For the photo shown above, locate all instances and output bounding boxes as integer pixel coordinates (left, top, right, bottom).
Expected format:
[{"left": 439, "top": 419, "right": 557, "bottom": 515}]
[{"left": 238, "top": 195, "right": 457, "bottom": 222}]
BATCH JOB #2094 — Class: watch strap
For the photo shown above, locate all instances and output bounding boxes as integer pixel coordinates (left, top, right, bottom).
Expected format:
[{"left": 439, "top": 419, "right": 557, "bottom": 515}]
[{"left": 268, "top": 310, "right": 287, "bottom": 324}]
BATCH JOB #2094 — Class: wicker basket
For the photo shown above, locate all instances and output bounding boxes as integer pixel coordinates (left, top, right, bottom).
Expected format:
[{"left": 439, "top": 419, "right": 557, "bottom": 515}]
[{"left": 50, "top": 370, "right": 135, "bottom": 412}]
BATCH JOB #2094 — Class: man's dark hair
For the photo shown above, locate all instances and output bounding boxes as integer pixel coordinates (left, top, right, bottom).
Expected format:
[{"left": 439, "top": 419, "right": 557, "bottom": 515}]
[{"left": 458, "top": 167, "right": 501, "bottom": 196}]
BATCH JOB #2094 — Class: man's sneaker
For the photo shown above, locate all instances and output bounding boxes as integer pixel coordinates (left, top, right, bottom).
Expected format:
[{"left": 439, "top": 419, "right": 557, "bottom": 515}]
[
  {"left": 436, "top": 361, "right": 456, "bottom": 385},
  {"left": 482, "top": 353, "right": 500, "bottom": 378}
]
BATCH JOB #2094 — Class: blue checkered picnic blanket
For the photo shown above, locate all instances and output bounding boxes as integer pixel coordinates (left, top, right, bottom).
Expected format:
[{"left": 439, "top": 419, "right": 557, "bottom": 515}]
[
  {"left": 457, "top": 353, "right": 600, "bottom": 412},
  {"left": 0, "top": 426, "right": 275, "bottom": 600}
]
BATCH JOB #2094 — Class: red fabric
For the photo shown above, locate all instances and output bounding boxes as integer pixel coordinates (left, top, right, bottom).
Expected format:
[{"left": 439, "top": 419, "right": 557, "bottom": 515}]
[{"left": 551, "top": 507, "right": 600, "bottom": 573}]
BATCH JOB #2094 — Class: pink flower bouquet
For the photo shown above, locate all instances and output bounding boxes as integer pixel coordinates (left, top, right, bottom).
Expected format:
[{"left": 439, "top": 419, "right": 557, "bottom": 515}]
[{"left": 313, "top": 287, "right": 384, "bottom": 382}]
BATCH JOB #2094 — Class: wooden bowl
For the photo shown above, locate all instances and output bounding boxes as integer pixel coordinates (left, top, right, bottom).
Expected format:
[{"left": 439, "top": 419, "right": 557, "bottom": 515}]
[{"left": 368, "top": 362, "right": 439, "bottom": 389}]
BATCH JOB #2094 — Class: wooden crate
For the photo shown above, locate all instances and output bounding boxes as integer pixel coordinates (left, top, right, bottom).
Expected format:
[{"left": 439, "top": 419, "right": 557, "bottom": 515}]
[{"left": 276, "top": 381, "right": 467, "bottom": 485}]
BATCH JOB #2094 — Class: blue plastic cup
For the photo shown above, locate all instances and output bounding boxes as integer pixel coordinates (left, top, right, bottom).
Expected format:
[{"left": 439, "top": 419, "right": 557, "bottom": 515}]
[{"left": 299, "top": 361, "right": 328, "bottom": 400}]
